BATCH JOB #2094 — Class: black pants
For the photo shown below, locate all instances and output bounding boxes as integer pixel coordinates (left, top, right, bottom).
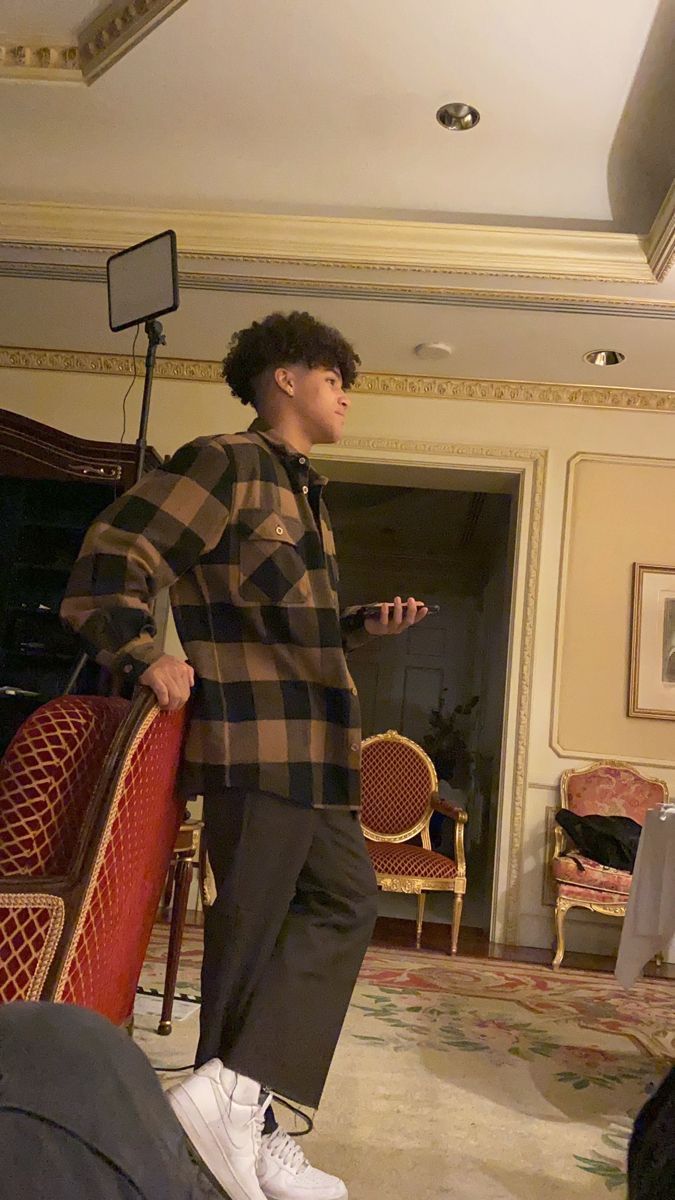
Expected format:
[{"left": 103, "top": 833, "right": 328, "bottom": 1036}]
[
  {"left": 196, "top": 791, "right": 379, "bottom": 1109},
  {"left": 0, "top": 1002, "right": 227, "bottom": 1200}
]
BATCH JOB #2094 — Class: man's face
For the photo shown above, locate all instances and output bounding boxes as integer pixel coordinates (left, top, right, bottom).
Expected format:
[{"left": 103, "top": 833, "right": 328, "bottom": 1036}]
[{"left": 285, "top": 364, "right": 351, "bottom": 445}]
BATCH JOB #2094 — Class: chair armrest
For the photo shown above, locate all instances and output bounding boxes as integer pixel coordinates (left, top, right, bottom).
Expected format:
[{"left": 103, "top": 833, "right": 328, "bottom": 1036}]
[
  {"left": 432, "top": 794, "right": 468, "bottom": 823},
  {"left": 552, "top": 824, "right": 568, "bottom": 860},
  {"left": 0, "top": 876, "right": 69, "bottom": 893},
  {"left": 431, "top": 793, "right": 467, "bottom": 878}
]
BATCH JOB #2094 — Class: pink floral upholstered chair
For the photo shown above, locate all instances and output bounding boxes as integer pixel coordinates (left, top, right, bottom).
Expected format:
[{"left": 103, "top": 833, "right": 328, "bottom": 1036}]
[{"left": 551, "top": 760, "right": 667, "bottom": 969}]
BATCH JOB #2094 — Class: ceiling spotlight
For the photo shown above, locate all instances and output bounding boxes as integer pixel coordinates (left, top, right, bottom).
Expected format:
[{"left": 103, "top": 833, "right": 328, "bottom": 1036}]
[
  {"left": 583, "top": 349, "right": 626, "bottom": 366},
  {"left": 436, "top": 102, "right": 480, "bottom": 131},
  {"left": 414, "top": 342, "right": 454, "bottom": 361}
]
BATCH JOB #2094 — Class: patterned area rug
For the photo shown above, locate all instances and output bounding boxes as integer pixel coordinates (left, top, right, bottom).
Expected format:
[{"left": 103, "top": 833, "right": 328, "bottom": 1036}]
[{"left": 137, "top": 926, "right": 673, "bottom": 1199}]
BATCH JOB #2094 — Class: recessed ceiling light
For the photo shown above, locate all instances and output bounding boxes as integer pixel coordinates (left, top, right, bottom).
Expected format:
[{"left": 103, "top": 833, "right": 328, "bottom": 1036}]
[
  {"left": 436, "top": 102, "right": 480, "bottom": 131},
  {"left": 583, "top": 349, "right": 626, "bottom": 366},
  {"left": 414, "top": 342, "right": 454, "bottom": 361}
]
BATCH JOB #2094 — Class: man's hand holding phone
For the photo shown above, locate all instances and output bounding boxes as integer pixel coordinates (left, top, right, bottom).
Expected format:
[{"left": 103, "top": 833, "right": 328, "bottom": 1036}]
[{"left": 363, "top": 596, "right": 434, "bottom": 637}]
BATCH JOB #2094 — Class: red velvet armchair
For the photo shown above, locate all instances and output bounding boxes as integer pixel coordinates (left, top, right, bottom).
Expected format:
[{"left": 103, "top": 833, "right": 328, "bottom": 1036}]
[
  {"left": 0, "top": 690, "right": 188, "bottom": 1025},
  {"left": 551, "top": 760, "right": 667, "bottom": 969},
  {"left": 360, "top": 729, "right": 468, "bottom": 952}
]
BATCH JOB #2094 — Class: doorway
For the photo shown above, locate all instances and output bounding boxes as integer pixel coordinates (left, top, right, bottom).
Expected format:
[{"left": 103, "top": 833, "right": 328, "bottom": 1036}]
[{"left": 324, "top": 468, "right": 518, "bottom": 936}]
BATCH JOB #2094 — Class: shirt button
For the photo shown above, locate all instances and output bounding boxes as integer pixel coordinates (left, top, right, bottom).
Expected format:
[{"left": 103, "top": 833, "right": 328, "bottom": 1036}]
[
  {"left": 350, "top": 742, "right": 360, "bottom": 752},
  {"left": 301, "top": 485, "right": 309, "bottom": 495},
  {"left": 275, "top": 525, "right": 284, "bottom": 535},
  {"left": 299, "top": 456, "right": 306, "bottom": 464},
  {"left": 123, "top": 664, "right": 133, "bottom": 674}
]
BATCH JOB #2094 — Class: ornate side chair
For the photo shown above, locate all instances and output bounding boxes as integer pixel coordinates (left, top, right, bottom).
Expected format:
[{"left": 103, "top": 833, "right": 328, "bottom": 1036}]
[
  {"left": 0, "top": 690, "right": 188, "bottom": 1025},
  {"left": 360, "top": 729, "right": 468, "bottom": 952},
  {"left": 551, "top": 760, "right": 667, "bottom": 969}
]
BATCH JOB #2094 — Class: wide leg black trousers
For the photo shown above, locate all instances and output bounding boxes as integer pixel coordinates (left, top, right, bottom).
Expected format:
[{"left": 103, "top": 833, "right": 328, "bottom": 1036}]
[{"left": 196, "top": 791, "right": 378, "bottom": 1109}]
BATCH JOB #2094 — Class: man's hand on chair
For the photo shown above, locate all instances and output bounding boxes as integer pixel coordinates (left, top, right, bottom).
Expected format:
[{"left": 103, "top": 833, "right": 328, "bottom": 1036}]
[{"left": 139, "top": 655, "right": 194, "bottom": 711}]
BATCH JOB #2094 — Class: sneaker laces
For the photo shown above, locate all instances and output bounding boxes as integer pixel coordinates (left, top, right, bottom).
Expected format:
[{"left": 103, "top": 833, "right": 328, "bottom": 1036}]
[
  {"left": 250, "top": 1092, "right": 274, "bottom": 1157},
  {"left": 261, "top": 1126, "right": 310, "bottom": 1175}
]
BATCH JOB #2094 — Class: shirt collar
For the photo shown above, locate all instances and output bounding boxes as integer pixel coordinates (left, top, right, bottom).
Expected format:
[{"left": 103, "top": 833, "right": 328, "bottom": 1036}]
[{"left": 246, "top": 417, "right": 327, "bottom": 487}]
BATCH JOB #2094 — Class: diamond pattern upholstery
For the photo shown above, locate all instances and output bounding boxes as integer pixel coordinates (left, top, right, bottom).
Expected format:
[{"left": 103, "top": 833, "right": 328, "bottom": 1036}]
[
  {"left": 57, "top": 702, "right": 187, "bottom": 1024},
  {"left": 360, "top": 730, "right": 467, "bottom": 953},
  {"left": 367, "top": 841, "right": 458, "bottom": 880},
  {"left": 361, "top": 734, "right": 435, "bottom": 836},
  {"left": 0, "top": 697, "right": 129, "bottom": 877},
  {"left": 0, "top": 693, "right": 188, "bottom": 1024},
  {"left": 0, "top": 895, "right": 64, "bottom": 1002}
]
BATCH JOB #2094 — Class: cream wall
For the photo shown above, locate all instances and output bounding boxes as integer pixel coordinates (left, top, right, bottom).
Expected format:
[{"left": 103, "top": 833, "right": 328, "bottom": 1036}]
[
  {"left": 556, "top": 456, "right": 675, "bottom": 762},
  {"left": 2, "top": 364, "right": 674, "bottom": 955}
]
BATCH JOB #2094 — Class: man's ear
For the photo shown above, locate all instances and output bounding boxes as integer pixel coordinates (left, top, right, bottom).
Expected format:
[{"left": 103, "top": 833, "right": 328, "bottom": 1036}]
[{"left": 274, "top": 366, "right": 295, "bottom": 397}]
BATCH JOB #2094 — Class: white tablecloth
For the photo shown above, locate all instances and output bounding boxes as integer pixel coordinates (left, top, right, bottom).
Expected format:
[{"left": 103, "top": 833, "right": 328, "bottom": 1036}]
[{"left": 615, "top": 806, "right": 675, "bottom": 989}]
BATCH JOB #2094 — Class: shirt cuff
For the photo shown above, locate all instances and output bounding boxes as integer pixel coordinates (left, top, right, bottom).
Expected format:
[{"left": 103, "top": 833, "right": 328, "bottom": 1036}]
[{"left": 112, "top": 641, "right": 164, "bottom": 684}]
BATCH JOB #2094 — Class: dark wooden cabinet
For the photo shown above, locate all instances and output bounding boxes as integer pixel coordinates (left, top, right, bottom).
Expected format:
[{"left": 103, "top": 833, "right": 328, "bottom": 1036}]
[{"left": 0, "top": 409, "right": 162, "bottom": 754}]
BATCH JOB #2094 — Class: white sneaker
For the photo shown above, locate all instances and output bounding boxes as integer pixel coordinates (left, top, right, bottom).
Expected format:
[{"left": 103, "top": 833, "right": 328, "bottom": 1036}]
[
  {"left": 256, "top": 1126, "right": 348, "bottom": 1200},
  {"left": 168, "top": 1059, "right": 268, "bottom": 1200}
]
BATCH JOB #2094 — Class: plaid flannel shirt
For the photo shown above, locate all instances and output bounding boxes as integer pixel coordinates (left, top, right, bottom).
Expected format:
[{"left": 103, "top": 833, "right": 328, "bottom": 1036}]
[{"left": 61, "top": 419, "right": 371, "bottom": 809}]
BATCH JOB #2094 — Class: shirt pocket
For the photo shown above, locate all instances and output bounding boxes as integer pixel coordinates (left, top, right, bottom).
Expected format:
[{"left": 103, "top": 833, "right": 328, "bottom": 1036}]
[{"left": 237, "top": 509, "right": 310, "bottom": 604}]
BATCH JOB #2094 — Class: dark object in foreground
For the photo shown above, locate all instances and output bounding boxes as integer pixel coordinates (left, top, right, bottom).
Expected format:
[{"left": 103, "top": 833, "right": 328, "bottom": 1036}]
[
  {"left": 628, "top": 1067, "right": 675, "bottom": 1200},
  {"left": 0, "top": 1001, "right": 229, "bottom": 1200}
]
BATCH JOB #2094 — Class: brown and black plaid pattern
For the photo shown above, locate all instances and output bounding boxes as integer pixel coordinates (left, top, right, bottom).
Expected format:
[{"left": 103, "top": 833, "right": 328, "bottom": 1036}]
[{"left": 61, "top": 420, "right": 370, "bottom": 809}]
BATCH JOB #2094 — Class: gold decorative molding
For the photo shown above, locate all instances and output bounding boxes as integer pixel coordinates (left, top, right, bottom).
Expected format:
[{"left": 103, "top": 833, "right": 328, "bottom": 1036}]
[
  {"left": 3, "top": 257, "right": 675, "bottom": 319},
  {"left": 78, "top": 0, "right": 190, "bottom": 85},
  {"left": 2, "top": 346, "right": 674, "bottom": 415},
  {"left": 645, "top": 180, "right": 675, "bottom": 282},
  {"left": 354, "top": 373, "right": 675, "bottom": 413},
  {"left": 0, "top": 44, "right": 81, "bottom": 82},
  {"left": 0, "top": 202, "right": 655, "bottom": 283}
]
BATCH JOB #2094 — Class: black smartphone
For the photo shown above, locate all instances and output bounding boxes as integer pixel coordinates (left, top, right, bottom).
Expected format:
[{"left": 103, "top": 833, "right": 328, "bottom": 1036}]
[{"left": 360, "top": 602, "right": 440, "bottom": 618}]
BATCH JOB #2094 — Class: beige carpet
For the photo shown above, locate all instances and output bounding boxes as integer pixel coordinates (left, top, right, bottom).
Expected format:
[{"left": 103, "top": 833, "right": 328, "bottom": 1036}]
[{"left": 135, "top": 928, "right": 673, "bottom": 1199}]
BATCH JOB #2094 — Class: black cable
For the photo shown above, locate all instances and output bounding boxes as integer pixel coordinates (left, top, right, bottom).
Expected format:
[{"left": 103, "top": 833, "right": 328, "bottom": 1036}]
[
  {"left": 274, "top": 1096, "right": 314, "bottom": 1136},
  {"left": 121, "top": 323, "right": 140, "bottom": 443}
]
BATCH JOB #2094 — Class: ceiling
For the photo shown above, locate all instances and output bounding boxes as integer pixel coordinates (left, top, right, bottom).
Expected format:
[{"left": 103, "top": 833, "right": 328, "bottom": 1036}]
[
  {"left": 0, "top": 0, "right": 669, "bottom": 226},
  {"left": 1, "top": 0, "right": 674, "bottom": 394}
]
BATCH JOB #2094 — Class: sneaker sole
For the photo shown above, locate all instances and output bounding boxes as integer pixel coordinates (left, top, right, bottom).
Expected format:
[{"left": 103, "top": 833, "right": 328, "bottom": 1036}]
[{"left": 169, "top": 1085, "right": 265, "bottom": 1200}]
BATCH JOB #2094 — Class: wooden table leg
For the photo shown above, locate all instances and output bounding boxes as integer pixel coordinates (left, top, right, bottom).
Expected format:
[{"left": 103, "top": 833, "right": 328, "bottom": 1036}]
[{"left": 157, "top": 856, "right": 192, "bottom": 1036}]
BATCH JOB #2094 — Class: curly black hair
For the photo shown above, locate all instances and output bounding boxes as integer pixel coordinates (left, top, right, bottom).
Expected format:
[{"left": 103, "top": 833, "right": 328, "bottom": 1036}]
[{"left": 222, "top": 311, "right": 361, "bottom": 407}]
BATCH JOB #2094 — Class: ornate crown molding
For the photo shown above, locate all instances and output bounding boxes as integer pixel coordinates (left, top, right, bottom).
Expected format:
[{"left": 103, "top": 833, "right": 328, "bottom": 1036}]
[
  {"left": 0, "top": 202, "right": 655, "bottom": 283},
  {"left": 2, "top": 256, "right": 675, "bottom": 319},
  {"left": 644, "top": 180, "right": 675, "bottom": 282},
  {"left": 0, "top": 43, "right": 81, "bottom": 82},
  {"left": 78, "top": 0, "right": 189, "bottom": 84},
  {"left": 354, "top": 373, "right": 675, "bottom": 413},
  {"left": 1, "top": 346, "right": 674, "bottom": 414}
]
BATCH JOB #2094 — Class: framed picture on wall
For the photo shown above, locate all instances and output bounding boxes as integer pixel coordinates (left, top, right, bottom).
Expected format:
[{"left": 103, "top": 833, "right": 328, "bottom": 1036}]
[{"left": 629, "top": 564, "right": 675, "bottom": 719}]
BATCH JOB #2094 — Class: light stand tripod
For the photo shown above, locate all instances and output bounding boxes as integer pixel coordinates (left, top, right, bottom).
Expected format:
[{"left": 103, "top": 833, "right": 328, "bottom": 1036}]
[
  {"left": 134, "top": 318, "right": 165, "bottom": 484},
  {"left": 63, "top": 318, "right": 166, "bottom": 695}
]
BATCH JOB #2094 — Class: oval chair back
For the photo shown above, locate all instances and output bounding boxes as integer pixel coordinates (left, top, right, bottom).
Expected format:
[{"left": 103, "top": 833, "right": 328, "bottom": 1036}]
[{"left": 360, "top": 729, "right": 437, "bottom": 844}]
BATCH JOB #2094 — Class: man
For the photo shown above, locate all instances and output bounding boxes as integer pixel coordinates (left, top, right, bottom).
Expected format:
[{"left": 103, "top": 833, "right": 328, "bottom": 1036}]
[{"left": 62, "top": 311, "right": 429, "bottom": 1200}]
